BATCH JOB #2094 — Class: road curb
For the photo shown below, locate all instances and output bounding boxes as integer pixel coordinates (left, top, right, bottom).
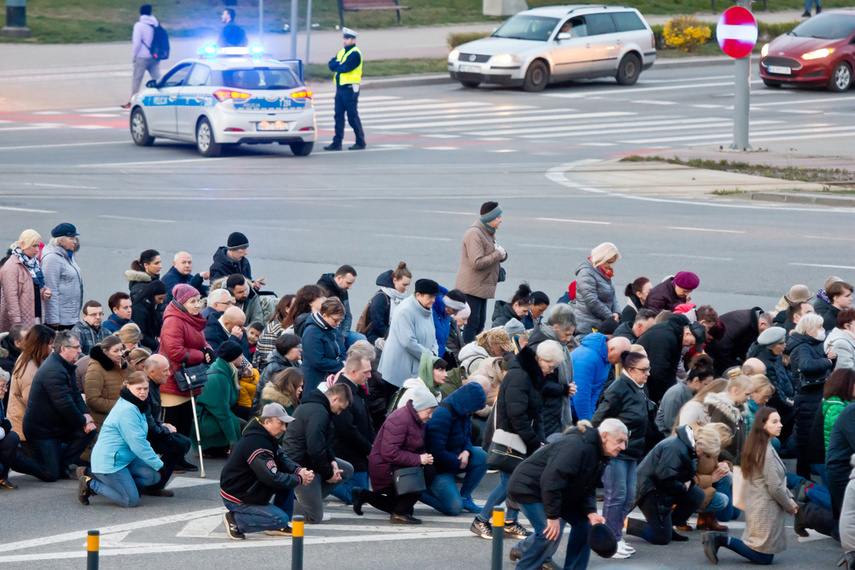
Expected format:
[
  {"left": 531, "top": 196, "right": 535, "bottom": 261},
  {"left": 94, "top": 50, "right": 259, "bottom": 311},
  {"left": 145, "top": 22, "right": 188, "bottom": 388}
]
[{"left": 744, "top": 191, "right": 855, "bottom": 207}]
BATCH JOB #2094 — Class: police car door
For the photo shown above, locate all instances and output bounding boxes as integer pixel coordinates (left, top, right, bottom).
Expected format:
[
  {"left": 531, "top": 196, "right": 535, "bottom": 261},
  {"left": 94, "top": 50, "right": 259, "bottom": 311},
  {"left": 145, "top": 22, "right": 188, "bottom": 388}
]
[
  {"left": 146, "top": 62, "right": 193, "bottom": 134},
  {"left": 177, "top": 63, "right": 213, "bottom": 138}
]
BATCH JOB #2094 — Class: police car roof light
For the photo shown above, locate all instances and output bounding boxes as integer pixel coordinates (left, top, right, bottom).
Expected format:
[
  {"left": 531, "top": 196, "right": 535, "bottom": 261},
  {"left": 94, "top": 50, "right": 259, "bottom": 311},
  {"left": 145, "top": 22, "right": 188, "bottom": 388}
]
[
  {"left": 199, "top": 43, "right": 218, "bottom": 56},
  {"left": 249, "top": 44, "right": 265, "bottom": 55}
]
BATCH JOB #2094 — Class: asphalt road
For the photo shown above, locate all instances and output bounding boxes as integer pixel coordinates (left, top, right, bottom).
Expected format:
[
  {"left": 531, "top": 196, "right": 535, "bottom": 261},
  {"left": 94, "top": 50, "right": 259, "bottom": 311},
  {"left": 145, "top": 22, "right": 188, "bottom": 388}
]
[{"left": 0, "top": 62, "right": 852, "bottom": 568}]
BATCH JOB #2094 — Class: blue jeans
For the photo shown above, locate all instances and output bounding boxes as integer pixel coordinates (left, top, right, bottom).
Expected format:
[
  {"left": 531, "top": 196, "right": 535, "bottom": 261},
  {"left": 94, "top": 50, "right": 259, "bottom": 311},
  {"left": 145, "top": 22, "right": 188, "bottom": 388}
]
[
  {"left": 805, "top": 0, "right": 821, "bottom": 12},
  {"left": 602, "top": 457, "right": 637, "bottom": 541},
  {"left": 516, "top": 503, "right": 565, "bottom": 569},
  {"left": 710, "top": 474, "right": 737, "bottom": 521},
  {"left": 478, "top": 471, "right": 518, "bottom": 522},
  {"left": 223, "top": 490, "right": 291, "bottom": 534},
  {"left": 724, "top": 537, "right": 774, "bottom": 564},
  {"left": 91, "top": 457, "right": 161, "bottom": 507},
  {"left": 811, "top": 462, "right": 828, "bottom": 485},
  {"left": 26, "top": 429, "right": 96, "bottom": 482},
  {"left": 421, "top": 448, "right": 488, "bottom": 516},
  {"left": 331, "top": 470, "right": 369, "bottom": 505},
  {"left": 807, "top": 483, "right": 833, "bottom": 510}
]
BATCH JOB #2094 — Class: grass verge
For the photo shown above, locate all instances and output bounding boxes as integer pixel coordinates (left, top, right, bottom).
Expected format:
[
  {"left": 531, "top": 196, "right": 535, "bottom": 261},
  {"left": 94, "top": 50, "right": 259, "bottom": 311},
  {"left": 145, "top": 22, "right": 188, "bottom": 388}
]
[{"left": 306, "top": 57, "right": 445, "bottom": 81}]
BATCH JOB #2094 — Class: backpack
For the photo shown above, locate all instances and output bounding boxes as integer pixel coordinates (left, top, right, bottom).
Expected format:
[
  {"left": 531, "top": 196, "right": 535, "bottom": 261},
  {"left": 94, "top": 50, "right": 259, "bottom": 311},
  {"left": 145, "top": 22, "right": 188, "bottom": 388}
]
[
  {"left": 146, "top": 24, "right": 170, "bottom": 60},
  {"left": 355, "top": 291, "right": 389, "bottom": 335}
]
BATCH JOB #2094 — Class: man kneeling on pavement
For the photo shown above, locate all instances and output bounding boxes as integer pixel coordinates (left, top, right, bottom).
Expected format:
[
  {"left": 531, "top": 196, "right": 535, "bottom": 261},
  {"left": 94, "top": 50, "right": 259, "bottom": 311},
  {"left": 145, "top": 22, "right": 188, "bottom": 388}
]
[{"left": 220, "top": 403, "right": 315, "bottom": 539}]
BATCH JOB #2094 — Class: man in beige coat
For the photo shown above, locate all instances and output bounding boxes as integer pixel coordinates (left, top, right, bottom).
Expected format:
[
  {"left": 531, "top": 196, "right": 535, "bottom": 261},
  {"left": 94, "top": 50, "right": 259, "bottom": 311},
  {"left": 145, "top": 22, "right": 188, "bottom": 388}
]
[{"left": 455, "top": 201, "right": 507, "bottom": 344}]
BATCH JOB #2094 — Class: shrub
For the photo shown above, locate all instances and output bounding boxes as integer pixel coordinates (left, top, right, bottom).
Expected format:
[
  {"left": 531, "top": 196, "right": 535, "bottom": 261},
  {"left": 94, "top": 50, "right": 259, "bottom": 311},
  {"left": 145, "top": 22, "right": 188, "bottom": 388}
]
[
  {"left": 758, "top": 21, "right": 799, "bottom": 42},
  {"left": 448, "top": 31, "right": 490, "bottom": 50},
  {"left": 664, "top": 15, "right": 711, "bottom": 52}
]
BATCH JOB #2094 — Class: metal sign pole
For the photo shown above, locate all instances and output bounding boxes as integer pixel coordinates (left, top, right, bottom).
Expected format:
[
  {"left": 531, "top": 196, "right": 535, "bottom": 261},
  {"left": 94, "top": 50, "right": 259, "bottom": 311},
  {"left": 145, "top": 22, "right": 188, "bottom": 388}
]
[
  {"left": 306, "top": 0, "right": 313, "bottom": 64},
  {"left": 291, "top": 0, "right": 299, "bottom": 60},
  {"left": 259, "top": 0, "right": 264, "bottom": 43},
  {"left": 730, "top": 0, "right": 752, "bottom": 150}
]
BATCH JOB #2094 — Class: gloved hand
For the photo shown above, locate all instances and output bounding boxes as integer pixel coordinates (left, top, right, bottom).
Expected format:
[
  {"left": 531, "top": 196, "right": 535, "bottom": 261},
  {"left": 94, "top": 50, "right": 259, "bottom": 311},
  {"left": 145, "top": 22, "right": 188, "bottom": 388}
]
[
  {"left": 374, "top": 338, "right": 385, "bottom": 352},
  {"left": 203, "top": 347, "right": 216, "bottom": 365},
  {"left": 0, "top": 427, "right": 5, "bottom": 440},
  {"left": 495, "top": 244, "right": 507, "bottom": 259}
]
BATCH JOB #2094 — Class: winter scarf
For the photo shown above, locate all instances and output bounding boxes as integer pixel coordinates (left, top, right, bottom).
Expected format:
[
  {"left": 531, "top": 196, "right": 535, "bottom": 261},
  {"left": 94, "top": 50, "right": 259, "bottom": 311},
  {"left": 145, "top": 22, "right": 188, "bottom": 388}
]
[
  {"left": 311, "top": 311, "right": 334, "bottom": 331},
  {"left": 11, "top": 245, "right": 44, "bottom": 288},
  {"left": 119, "top": 386, "right": 149, "bottom": 414},
  {"left": 380, "top": 286, "right": 409, "bottom": 322}
]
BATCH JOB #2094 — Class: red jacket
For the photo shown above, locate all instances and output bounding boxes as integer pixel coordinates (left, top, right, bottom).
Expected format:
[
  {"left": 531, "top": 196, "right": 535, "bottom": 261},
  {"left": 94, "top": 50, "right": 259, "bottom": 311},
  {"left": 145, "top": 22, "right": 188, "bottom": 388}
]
[{"left": 157, "top": 301, "right": 210, "bottom": 396}]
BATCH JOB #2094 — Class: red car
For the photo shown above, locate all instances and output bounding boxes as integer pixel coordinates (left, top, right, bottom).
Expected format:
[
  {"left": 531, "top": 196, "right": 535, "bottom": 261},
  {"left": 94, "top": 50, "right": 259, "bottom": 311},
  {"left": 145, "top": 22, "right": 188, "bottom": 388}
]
[{"left": 759, "top": 9, "right": 855, "bottom": 92}]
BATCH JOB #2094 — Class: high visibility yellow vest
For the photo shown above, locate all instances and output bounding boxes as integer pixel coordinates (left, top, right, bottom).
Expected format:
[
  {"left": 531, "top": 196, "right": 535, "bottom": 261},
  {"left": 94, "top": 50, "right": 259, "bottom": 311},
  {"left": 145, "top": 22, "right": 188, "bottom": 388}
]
[{"left": 335, "top": 46, "right": 363, "bottom": 85}]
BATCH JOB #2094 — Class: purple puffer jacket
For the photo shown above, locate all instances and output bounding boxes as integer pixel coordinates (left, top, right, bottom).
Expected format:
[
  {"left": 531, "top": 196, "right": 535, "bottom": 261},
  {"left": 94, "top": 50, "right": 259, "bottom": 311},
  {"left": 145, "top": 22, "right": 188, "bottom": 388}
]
[{"left": 368, "top": 401, "right": 425, "bottom": 490}]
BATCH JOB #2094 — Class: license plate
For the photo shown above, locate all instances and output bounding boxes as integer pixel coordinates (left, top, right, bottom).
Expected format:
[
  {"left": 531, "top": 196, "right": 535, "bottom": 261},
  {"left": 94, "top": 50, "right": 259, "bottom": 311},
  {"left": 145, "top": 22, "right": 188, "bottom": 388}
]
[
  {"left": 768, "top": 65, "right": 791, "bottom": 75},
  {"left": 257, "top": 121, "right": 289, "bottom": 131},
  {"left": 459, "top": 64, "right": 481, "bottom": 73}
]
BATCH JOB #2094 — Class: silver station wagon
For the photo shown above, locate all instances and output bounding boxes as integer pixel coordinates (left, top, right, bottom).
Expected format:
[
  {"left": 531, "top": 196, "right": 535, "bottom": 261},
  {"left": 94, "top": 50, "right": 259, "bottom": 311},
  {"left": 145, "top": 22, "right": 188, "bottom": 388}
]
[{"left": 448, "top": 5, "right": 657, "bottom": 91}]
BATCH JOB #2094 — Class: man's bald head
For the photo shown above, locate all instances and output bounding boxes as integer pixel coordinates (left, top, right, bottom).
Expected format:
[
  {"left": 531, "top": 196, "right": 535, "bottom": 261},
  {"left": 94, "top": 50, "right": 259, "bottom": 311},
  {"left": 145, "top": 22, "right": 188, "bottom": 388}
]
[
  {"left": 144, "top": 353, "right": 170, "bottom": 383},
  {"left": 464, "top": 374, "right": 493, "bottom": 400},
  {"left": 742, "top": 358, "right": 766, "bottom": 376},
  {"left": 173, "top": 251, "right": 194, "bottom": 275},
  {"left": 222, "top": 306, "right": 246, "bottom": 329},
  {"left": 606, "top": 337, "right": 632, "bottom": 365}
]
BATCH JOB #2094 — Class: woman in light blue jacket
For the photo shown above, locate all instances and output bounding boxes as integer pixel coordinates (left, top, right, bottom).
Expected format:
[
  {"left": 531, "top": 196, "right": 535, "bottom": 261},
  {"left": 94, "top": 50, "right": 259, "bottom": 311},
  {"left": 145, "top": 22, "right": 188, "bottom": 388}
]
[
  {"left": 574, "top": 242, "right": 621, "bottom": 336},
  {"left": 378, "top": 280, "right": 440, "bottom": 388},
  {"left": 78, "top": 372, "right": 163, "bottom": 507}
]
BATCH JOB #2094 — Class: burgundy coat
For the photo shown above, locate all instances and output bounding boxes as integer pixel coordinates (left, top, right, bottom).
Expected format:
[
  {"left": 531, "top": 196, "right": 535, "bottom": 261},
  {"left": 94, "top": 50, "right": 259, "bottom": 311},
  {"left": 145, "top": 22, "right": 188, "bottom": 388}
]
[
  {"left": 157, "top": 301, "right": 210, "bottom": 397},
  {"left": 368, "top": 401, "right": 425, "bottom": 490},
  {"left": 645, "top": 278, "right": 687, "bottom": 315}
]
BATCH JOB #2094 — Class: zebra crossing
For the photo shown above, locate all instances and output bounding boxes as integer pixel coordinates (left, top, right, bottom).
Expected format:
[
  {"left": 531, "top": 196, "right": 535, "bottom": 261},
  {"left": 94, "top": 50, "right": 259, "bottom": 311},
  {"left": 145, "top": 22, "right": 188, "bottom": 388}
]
[{"left": 310, "top": 89, "right": 855, "bottom": 150}]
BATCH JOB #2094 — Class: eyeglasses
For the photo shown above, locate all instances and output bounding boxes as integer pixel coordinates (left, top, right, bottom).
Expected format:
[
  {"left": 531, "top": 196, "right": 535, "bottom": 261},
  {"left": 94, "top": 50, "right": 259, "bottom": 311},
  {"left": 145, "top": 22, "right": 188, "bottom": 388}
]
[
  {"left": 631, "top": 366, "right": 651, "bottom": 373},
  {"left": 68, "top": 345, "right": 81, "bottom": 350}
]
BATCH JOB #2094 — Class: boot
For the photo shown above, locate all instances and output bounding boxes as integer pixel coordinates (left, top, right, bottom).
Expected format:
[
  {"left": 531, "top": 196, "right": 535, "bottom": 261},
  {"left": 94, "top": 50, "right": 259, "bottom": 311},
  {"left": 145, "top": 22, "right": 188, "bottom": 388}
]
[
  {"left": 793, "top": 502, "right": 809, "bottom": 537},
  {"left": 838, "top": 551, "right": 855, "bottom": 569},
  {"left": 697, "top": 512, "right": 729, "bottom": 532},
  {"left": 702, "top": 531, "right": 727, "bottom": 564}
]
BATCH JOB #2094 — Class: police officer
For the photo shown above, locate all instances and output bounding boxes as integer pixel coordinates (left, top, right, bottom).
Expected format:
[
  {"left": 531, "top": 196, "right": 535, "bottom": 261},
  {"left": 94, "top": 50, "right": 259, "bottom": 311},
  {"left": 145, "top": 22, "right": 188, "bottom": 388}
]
[{"left": 324, "top": 28, "right": 366, "bottom": 151}]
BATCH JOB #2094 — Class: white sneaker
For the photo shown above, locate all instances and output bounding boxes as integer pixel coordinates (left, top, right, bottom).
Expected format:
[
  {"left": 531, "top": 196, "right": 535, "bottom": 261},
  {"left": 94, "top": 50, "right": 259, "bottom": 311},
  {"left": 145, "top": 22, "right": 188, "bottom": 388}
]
[
  {"left": 618, "top": 539, "right": 635, "bottom": 554},
  {"left": 322, "top": 512, "right": 331, "bottom": 521},
  {"left": 611, "top": 549, "right": 631, "bottom": 559}
]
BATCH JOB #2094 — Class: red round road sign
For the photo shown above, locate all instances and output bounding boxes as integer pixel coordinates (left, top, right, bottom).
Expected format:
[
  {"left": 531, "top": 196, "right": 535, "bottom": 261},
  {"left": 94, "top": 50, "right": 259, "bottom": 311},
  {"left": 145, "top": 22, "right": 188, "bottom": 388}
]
[{"left": 716, "top": 6, "right": 758, "bottom": 59}]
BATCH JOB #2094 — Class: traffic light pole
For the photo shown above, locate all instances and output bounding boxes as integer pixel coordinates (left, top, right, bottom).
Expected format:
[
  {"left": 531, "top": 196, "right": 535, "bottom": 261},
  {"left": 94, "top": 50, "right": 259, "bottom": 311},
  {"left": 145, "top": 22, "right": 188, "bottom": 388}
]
[
  {"left": 2, "top": 0, "right": 31, "bottom": 38},
  {"left": 730, "top": 0, "right": 752, "bottom": 150}
]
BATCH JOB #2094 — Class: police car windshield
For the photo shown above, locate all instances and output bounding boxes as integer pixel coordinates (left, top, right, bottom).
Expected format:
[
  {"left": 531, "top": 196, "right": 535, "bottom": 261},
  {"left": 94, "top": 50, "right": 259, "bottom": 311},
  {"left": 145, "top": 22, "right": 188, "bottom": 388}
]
[
  {"left": 493, "top": 15, "right": 560, "bottom": 41},
  {"left": 223, "top": 68, "right": 301, "bottom": 90}
]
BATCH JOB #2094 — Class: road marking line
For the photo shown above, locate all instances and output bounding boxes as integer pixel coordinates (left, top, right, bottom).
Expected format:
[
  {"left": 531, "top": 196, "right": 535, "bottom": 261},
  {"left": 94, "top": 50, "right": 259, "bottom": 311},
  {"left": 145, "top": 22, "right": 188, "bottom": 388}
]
[
  {"left": 0, "top": 205, "right": 56, "bottom": 213},
  {"left": 176, "top": 515, "right": 225, "bottom": 538},
  {"left": 631, "top": 100, "right": 677, "bottom": 105},
  {"left": 804, "top": 235, "right": 855, "bottom": 242},
  {"left": 471, "top": 115, "right": 677, "bottom": 137},
  {"left": 579, "top": 142, "right": 617, "bottom": 146},
  {"left": 78, "top": 157, "right": 231, "bottom": 167},
  {"left": 72, "top": 125, "right": 112, "bottom": 129},
  {"left": 0, "top": 141, "right": 125, "bottom": 151},
  {"left": 425, "top": 146, "right": 458, "bottom": 150},
  {"left": 81, "top": 113, "right": 121, "bottom": 117},
  {"left": 667, "top": 226, "right": 745, "bottom": 234},
  {"left": 165, "top": 476, "right": 221, "bottom": 488},
  {"left": 76, "top": 106, "right": 132, "bottom": 113},
  {"left": 791, "top": 262, "right": 855, "bottom": 270},
  {"left": 32, "top": 110, "right": 64, "bottom": 115},
  {"left": 373, "top": 233, "right": 452, "bottom": 242},
  {"left": 0, "top": 125, "right": 56, "bottom": 132},
  {"left": 544, "top": 80, "right": 748, "bottom": 98},
  {"left": 25, "top": 182, "right": 98, "bottom": 189},
  {"left": 419, "top": 209, "right": 473, "bottom": 216},
  {"left": 520, "top": 119, "right": 783, "bottom": 140},
  {"left": 99, "top": 215, "right": 175, "bottom": 224},
  {"left": 377, "top": 111, "right": 633, "bottom": 130},
  {"left": 537, "top": 217, "right": 611, "bottom": 225},
  {"left": 491, "top": 149, "right": 515, "bottom": 153},
  {"left": 649, "top": 252, "right": 733, "bottom": 261},
  {"left": 751, "top": 95, "right": 855, "bottom": 107},
  {"left": 624, "top": 124, "right": 848, "bottom": 144}
]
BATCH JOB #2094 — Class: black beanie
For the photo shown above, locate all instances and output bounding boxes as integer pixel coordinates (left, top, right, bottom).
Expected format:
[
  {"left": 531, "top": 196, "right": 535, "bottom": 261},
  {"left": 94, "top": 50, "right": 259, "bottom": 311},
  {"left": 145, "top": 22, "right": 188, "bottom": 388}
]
[
  {"left": 217, "top": 340, "right": 243, "bottom": 362},
  {"left": 227, "top": 232, "right": 249, "bottom": 249},
  {"left": 480, "top": 201, "right": 499, "bottom": 216},
  {"left": 414, "top": 279, "right": 440, "bottom": 296}
]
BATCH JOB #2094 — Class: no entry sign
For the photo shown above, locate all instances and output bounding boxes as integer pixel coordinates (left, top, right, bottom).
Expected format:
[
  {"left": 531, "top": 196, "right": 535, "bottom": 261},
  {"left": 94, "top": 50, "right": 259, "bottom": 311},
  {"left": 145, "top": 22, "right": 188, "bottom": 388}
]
[{"left": 716, "top": 6, "right": 758, "bottom": 59}]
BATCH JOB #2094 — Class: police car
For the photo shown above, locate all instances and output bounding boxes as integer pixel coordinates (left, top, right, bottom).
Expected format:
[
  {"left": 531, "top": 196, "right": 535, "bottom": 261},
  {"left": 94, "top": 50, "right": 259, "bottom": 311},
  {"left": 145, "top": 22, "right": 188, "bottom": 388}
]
[{"left": 129, "top": 46, "right": 317, "bottom": 157}]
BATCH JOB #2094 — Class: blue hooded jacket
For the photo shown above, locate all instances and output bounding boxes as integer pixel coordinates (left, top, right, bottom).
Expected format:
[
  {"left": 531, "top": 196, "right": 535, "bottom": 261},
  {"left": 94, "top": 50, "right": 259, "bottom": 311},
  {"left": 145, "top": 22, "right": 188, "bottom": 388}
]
[
  {"left": 569, "top": 332, "right": 609, "bottom": 421},
  {"left": 432, "top": 286, "right": 451, "bottom": 358},
  {"left": 425, "top": 383, "right": 486, "bottom": 473}
]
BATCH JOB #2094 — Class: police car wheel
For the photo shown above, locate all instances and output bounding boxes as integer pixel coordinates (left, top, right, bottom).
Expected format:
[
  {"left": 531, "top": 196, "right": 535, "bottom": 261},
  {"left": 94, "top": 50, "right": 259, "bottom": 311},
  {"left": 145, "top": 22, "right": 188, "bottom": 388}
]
[
  {"left": 616, "top": 53, "right": 641, "bottom": 86},
  {"left": 196, "top": 118, "right": 222, "bottom": 157},
  {"left": 289, "top": 141, "right": 314, "bottom": 157},
  {"left": 130, "top": 109, "right": 154, "bottom": 147}
]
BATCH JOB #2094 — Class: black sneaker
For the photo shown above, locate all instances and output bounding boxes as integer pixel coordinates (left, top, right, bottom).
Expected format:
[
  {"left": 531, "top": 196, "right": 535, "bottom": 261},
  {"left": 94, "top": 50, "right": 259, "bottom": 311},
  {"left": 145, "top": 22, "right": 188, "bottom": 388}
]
[
  {"left": 470, "top": 517, "right": 492, "bottom": 539},
  {"left": 264, "top": 526, "right": 292, "bottom": 536},
  {"left": 176, "top": 458, "right": 198, "bottom": 472},
  {"left": 324, "top": 143, "right": 343, "bottom": 151},
  {"left": 0, "top": 479, "right": 19, "bottom": 490},
  {"left": 802, "top": 10, "right": 811, "bottom": 16},
  {"left": 349, "top": 143, "right": 366, "bottom": 150},
  {"left": 390, "top": 513, "right": 422, "bottom": 525},
  {"left": 223, "top": 512, "right": 245, "bottom": 540},
  {"left": 504, "top": 521, "right": 531, "bottom": 539},
  {"left": 671, "top": 528, "right": 689, "bottom": 542},
  {"left": 352, "top": 487, "right": 366, "bottom": 516},
  {"left": 816, "top": 5, "right": 822, "bottom": 13},
  {"left": 794, "top": 503, "right": 809, "bottom": 537},
  {"left": 77, "top": 476, "right": 92, "bottom": 505}
]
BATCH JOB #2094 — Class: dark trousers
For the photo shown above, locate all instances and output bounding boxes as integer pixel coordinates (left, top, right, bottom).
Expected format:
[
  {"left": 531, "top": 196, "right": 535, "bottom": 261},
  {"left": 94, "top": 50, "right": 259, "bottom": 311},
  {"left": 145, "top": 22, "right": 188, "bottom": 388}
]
[
  {"left": 333, "top": 86, "right": 365, "bottom": 146},
  {"left": 626, "top": 486, "right": 705, "bottom": 545},
  {"left": 163, "top": 401, "right": 194, "bottom": 439},
  {"left": 462, "top": 295, "right": 488, "bottom": 344},
  {"left": 363, "top": 467, "right": 435, "bottom": 517},
  {"left": 0, "top": 431, "right": 47, "bottom": 480},
  {"left": 148, "top": 432, "right": 191, "bottom": 490},
  {"left": 26, "top": 429, "right": 97, "bottom": 482}
]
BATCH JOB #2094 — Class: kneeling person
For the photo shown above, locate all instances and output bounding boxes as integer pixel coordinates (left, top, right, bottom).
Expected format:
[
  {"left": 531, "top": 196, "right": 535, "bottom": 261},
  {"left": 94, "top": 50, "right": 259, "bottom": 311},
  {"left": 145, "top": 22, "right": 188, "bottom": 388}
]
[{"left": 220, "top": 404, "right": 315, "bottom": 539}]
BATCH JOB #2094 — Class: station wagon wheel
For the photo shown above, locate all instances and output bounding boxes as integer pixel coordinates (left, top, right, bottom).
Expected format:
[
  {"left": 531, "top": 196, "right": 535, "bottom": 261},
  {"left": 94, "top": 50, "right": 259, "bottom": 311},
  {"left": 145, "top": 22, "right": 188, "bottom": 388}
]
[
  {"left": 130, "top": 108, "right": 154, "bottom": 146},
  {"left": 616, "top": 53, "right": 641, "bottom": 86},
  {"left": 196, "top": 118, "right": 222, "bottom": 157},
  {"left": 828, "top": 62, "right": 852, "bottom": 92},
  {"left": 289, "top": 141, "right": 314, "bottom": 156},
  {"left": 523, "top": 60, "right": 549, "bottom": 92},
  {"left": 460, "top": 80, "right": 481, "bottom": 89}
]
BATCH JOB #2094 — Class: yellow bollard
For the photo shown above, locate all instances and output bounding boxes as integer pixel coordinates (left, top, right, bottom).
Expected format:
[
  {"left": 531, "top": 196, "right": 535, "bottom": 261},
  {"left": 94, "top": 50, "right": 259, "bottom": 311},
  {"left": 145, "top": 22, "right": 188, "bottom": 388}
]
[{"left": 87, "top": 530, "right": 99, "bottom": 570}]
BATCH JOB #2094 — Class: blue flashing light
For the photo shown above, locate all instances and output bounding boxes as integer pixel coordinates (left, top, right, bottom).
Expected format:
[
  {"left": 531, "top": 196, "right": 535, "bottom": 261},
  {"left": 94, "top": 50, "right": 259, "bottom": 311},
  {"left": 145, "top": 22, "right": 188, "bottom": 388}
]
[
  {"left": 200, "top": 43, "right": 218, "bottom": 56},
  {"left": 249, "top": 44, "right": 265, "bottom": 55}
]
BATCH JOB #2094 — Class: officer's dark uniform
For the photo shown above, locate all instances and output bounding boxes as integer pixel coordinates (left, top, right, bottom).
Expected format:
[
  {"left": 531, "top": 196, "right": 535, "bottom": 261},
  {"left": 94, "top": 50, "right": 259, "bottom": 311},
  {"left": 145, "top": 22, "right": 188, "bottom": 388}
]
[{"left": 325, "top": 29, "right": 366, "bottom": 151}]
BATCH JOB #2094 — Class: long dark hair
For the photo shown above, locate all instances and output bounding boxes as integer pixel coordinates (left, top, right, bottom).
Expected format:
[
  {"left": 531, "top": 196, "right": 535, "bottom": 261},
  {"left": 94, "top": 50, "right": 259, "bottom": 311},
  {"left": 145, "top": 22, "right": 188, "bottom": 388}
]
[
  {"left": 824, "top": 369, "right": 855, "bottom": 401},
  {"left": 624, "top": 276, "right": 650, "bottom": 298},
  {"left": 272, "top": 368, "right": 304, "bottom": 407},
  {"left": 131, "top": 249, "right": 160, "bottom": 274},
  {"left": 282, "top": 285, "right": 325, "bottom": 330},
  {"left": 741, "top": 406, "right": 777, "bottom": 479},
  {"left": 12, "top": 324, "right": 55, "bottom": 378},
  {"left": 270, "top": 294, "right": 296, "bottom": 326}
]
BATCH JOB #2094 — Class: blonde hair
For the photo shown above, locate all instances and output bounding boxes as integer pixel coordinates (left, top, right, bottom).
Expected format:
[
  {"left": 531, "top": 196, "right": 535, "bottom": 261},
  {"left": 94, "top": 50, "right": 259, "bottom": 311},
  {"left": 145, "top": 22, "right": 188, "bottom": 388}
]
[
  {"left": 16, "top": 229, "right": 41, "bottom": 250},
  {"left": 705, "top": 422, "right": 733, "bottom": 447},
  {"left": 590, "top": 242, "right": 621, "bottom": 268},
  {"left": 117, "top": 323, "right": 142, "bottom": 345},
  {"left": 476, "top": 329, "right": 513, "bottom": 354},
  {"left": 128, "top": 347, "right": 152, "bottom": 366},
  {"left": 123, "top": 371, "right": 148, "bottom": 387},
  {"left": 694, "top": 424, "right": 723, "bottom": 457},
  {"left": 727, "top": 373, "right": 754, "bottom": 393},
  {"left": 795, "top": 313, "right": 824, "bottom": 335},
  {"left": 535, "top": 340, "right": 565, "bottom": 365},
  {"left": 751, "top": 374, "right": 776, "bottom": 398},
  {"left": 474, "top": 356, "right": 506, "bottom": 389}
]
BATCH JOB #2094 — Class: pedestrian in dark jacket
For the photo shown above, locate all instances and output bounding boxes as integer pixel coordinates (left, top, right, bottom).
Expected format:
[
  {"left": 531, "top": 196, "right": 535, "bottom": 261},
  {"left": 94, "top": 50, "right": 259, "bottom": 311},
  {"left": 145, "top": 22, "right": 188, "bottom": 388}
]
[
  {"left": 195, "top": 341, "right": 245, "bottom": 453},
  {"left": 282, "top": 383, "right": 354, "bottom": 523},
  {"left": 527, "top": 304, "right": 577, "bottom": 437},
  {"left": 143, "top": 354, "right": 194, "bottom": 486},
  {"left": 204, "top": 306, "right": 250, "bottom": 359},
  {"left": 592, "top": 352, "right": 651, "bottom": 551},
  {"left": 22, "top": 332, "right": 97, "bottom": 481},
  {"left": 620, "top": 277, "right": 652, "bottom": 324},
  {"left": 433, "top": 287, "right": 467, "bottom": 362},
  {"left": 656, "top": 354, "right": 714, "bottom": 436},
  {"left": 637, "top": 313, "right": 693, "bottom": 403},
  {"left": 131, "top": 279, "right": 166, "bottom": 352},
  {"left": 70, "top": 303, "right": 109, "bottom": 357},
  {"left": 354, "top": 390, "right": 437, "bottom": 524},
  {"left": 0, "top": 376, "right": 50, "bottom": 487},
  {"left": 317, "top": 266, "right": 361, "bottom": 351},
  {"left": 209, "top": 233, "right": 255, "bottom": 284},
  {"left": 574, "top": 243, "right": 621, "bottom": 335},
  {"left": 748, "top": 327, "right": 795, "bottom": 411},
  {"left": 507, "top": 419, "right": 628, "bottom": 569},
  {"left": 471, "top": 341, "right": 566, "bottom": 540},
  {"left": 613, "top": 308, "right": 656, "bottom": 344},
  {"left": 789, "top": 313, "right": 837, "bottom": 479},
  {"left": 491, "top": 283, "right": 534, "bottom": 329},
  {"left": 300, "top": 299, "right": 345, "bottom": 392},
  {"left": 251, "top": 333, "right": 301, "bottom": 415},
  {"left": 821, "top": 281, "right": 853, "bottom": 332},
  {"left": 103, "top": 292, "right": 134, "bottom": 334},
  {"left": 330, "top": 354, "right": 376, "bottom": 505},
  {"left": 827, "top": 402, "right": 855, "bottom": 517},
  {"left": 645, "top": 272, "right": 699, "bottom": 315},
  {"left": 362, "top": 264, "right": 411, "bottom": 345},
  {"left": 162, "top": 252, "right": 209, "bottom": 303},
  {"left": 626, "top": 424, "right": 706, "bottom": 545},
  {"left": 220, "top": 405, "right": 313, "bottom": 540},
  {"left": 706, "top": 307, "right": 770, "bottom": 376},
  {"left": 422, "top": 382, "right": 488, "bottom": 516}
]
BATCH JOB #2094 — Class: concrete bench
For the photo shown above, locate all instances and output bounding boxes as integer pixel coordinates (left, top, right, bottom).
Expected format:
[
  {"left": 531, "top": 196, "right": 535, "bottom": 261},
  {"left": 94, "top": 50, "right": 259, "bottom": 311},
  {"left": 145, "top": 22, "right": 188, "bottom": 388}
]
[{"left": 337, "top": 0, "right": 409, "bottom": 27}]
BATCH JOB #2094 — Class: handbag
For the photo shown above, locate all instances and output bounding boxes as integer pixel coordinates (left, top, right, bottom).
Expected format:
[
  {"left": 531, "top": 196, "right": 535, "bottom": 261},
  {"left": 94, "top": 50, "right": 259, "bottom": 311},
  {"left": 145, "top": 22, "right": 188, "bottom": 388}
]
[
  {"left": 173, "top": 357, "right": 209, "bottom": 392},
  {"left": 393, "top": 466, "right": 426, "bottom": 495},
  {"left": 498, "top": 265, "right": 507, "bottom": 283},
  {"left": 485, "top": 411, "right": 527, "bottom": 473},
  {"left": 732, "top": 466, "right": 747, "bottom": 511}
]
